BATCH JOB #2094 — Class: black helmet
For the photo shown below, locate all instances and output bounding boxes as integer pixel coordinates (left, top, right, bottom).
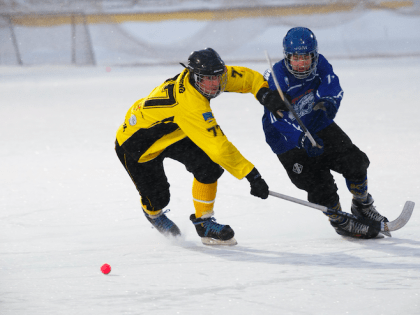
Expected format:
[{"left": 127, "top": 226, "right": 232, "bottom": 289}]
[{"left": 185, "top": 48, "right": 227, "bottom": 99}]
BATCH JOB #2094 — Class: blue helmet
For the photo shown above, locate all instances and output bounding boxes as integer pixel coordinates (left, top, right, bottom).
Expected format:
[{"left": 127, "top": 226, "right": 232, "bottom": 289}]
[{"left": 283, "top": 27, "right": 318, "bottom": 79}]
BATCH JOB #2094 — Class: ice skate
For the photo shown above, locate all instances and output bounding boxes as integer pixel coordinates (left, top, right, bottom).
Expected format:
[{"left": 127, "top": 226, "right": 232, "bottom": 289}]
[
  {"left": 351, "top": 194, "right": 391, "bottom": 237},
  {"left": 330, "top": 216, "right": 381, "bottom": 239},
  {"left": 144, "top": 209, "right": 181, "bottom": 237},
  {"left": 190, "top": 214, "right": 237, "bottom": 246},
  {"left": 351, "top": 194, "right": 388, "bottom": 222}
]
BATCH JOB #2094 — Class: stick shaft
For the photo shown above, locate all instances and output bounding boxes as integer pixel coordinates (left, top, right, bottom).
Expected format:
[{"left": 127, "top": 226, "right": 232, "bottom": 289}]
[
  {"left": 269, "top": 191, "right": 327, "bottom": 212},
  {"left": 268, "top": 190, "right": 359, "bottom": 222}
]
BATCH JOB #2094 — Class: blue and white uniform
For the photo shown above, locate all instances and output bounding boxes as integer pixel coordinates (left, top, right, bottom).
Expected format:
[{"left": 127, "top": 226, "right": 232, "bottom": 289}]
[
  {"left": 262, "top": 54, "right": 344, "bottom": 155},
  {"left": 261, "top": 27, "right": 388, "bottom": 239}
]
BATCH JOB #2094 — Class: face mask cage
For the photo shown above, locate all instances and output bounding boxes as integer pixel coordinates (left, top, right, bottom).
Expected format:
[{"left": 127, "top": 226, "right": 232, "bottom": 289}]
[
  {"left": 284, "top": 50, "right": 318, "bottom": 79},
  {"left": 193, "top": 68, "right": 227, "bottom": 99}
]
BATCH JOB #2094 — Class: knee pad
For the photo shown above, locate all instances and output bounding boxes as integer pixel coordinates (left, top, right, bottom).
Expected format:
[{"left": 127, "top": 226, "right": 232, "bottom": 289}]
[
  {"left": 193, "top": 165, "right": 224, "bottom": 184},
  {"left": 141, "top": 190, "right": 170, "bottom": 212},
  {"left": 342, "top": 148, "right": 370, "bottom": 180},
  {"left": 308, "top": 185, "right": 339, "bottom": 208}
]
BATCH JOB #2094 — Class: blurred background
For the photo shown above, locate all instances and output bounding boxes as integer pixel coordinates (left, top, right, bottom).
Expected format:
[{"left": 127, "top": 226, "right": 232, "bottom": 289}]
[{"left": 1, "top": 0, "right": 420, "bottom": 67}]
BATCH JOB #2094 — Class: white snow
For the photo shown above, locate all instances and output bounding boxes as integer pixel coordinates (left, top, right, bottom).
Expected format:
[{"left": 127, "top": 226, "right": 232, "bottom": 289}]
[{"left": 1, "top": 56, "right": 419, "bottom": 314}]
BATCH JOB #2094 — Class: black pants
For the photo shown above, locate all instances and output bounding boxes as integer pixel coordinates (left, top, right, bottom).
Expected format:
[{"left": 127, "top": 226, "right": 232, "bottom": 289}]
[
  {"left": 115, "top": 137, "right": 224, "bottom": 211},
  {"left": 277, "top": 123, "right": 369, "bottom": 207}
]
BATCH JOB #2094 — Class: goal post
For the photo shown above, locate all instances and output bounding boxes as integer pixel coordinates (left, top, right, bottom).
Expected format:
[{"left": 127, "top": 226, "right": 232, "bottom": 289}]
[
  {"left": 71, "top": 14, "right": 96, "bottom": 66},
  {"left": 0, "top": 15, "right": 23, "bottom": 65},
  {"left": 0, "top": 13, "right": 95, "bottom": 66}
]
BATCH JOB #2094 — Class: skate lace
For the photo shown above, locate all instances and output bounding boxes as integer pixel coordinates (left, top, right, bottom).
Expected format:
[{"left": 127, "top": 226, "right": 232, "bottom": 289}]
[
  {"left": 194, "top": 217, "right": 225, "bottom": 237},
  {"left": 152, "top": 209, "right": 174, "bottom": 230},
  {"left": 344, "top": 219, "right": 369, "bottom": 235},
  {"left": 361, "top": 205, "right": 386, "bottom": 222}
]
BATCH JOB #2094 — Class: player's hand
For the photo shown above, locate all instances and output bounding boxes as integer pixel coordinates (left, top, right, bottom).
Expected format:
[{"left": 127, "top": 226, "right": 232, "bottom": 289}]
[
  {"left": 299, "top": 133, "right": 324, "bottom": 157},
  {"left": 257, "top": 87, "right": 289, "bottom": 120},
  {"left": 246, "top": 167, "right": 269, "bottom": 199},
  {"left": 314, "top": 97, "right": 338, "bottom": 120}
]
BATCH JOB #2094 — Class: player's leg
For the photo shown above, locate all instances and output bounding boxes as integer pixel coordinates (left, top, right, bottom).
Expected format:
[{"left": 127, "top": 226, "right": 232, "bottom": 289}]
[
  {"left": 320, "top": 123, "right": 389, "bottom": 224},
  {"left": 277, "top": 147, "right": 341, "bottom": 210},
  {"left": 277, "top": 139, "right": 379, "bottom": 239},
  {"left": 278, "top": 146, "right": 344, "bottom": 225},
  {"left": 115, "top": 141, "right": 180, "bottom": 237},
  {"left": 164, "top": 138, "right": 236, "bottom": 244}
]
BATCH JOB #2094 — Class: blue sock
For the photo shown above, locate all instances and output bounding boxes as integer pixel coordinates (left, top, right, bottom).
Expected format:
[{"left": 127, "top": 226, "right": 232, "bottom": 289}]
[{"left": 346, "top": 177, "right": 368, "bottom": 202}]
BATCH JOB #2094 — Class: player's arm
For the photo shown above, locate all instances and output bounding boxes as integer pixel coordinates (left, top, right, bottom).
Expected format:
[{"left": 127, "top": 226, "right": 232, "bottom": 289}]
[
  {"left": 175, "top": 107, "right": 268, "bottom": 198},
  {"left": 225, "top": 65, "right": 289, "bottom": 119},
  {"left": 314, "top": 55, "right": 344, "bottom": 120},
  {"left": 176, "top": 106, "right": 254, "bottom": 179},
  {"left": 224, "top": 65, "right": 268, "bottom": 96}
]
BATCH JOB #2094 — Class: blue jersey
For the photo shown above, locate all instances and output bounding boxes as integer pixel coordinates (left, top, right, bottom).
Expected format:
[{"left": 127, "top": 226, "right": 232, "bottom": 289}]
[{"left": 262, "top": 54, "right": 344, "bottom": 154}]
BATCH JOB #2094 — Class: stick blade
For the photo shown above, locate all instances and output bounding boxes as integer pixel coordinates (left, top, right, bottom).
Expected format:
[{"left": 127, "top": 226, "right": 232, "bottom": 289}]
[{"left": 384, "top": 201, "right": 415, "bottom": 232}]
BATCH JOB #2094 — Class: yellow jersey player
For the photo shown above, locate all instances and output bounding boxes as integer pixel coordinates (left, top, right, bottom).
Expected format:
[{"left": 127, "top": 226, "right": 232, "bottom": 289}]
[{"left": 115, "top": 48, "right": 278, "bottom": 245}]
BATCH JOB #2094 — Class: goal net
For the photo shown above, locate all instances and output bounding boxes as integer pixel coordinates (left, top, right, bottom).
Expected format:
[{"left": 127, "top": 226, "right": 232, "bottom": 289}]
[{"left": 1, "top": 0, "right": 419, "bottom": 66}]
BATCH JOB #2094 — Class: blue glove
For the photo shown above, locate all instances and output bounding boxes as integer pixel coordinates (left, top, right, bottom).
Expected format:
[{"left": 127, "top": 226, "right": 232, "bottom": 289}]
[
  {"left": 299, "top": 133, "right": 324, "bottom": 157},
  {"left": 314, "top": 98, "right": 338, "bottom": 120}
]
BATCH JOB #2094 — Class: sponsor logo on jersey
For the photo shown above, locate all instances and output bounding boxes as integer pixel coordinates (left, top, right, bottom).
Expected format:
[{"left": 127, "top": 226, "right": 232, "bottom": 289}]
[
  {"left": 129, "top": 114, "right": 137, "bottom": 126},
  {"left": 202, "top": 111, "right": 214, "bottom": 122},
  {"left": 293, "top": 163, "right": 303, "bottom": 174},
  {"left": 179, "top": 71, "right": 187, "bottom": 93},
  {"left": 288, "top": 89, "right": 314, "bottom": 120}
]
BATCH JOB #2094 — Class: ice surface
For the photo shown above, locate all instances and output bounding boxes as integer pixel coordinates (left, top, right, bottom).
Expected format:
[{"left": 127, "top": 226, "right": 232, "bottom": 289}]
[{"left": 1, "top": 56, "right": 420, "bottom": 315}]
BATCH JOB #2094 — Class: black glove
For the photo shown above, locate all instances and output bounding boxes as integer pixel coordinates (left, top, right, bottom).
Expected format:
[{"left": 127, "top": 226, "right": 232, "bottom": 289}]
[
  {"left": 299, "top": 133, "right": 324, "bottom": 157},
  {"left": 256, "top": 87, "right": 289, "bottom": 120},
  {"left": 245, "top": 167, "right": 269, "bottom": 199},
  {"left": 314, "top": 97, "right": 338, "bottom": 120}
]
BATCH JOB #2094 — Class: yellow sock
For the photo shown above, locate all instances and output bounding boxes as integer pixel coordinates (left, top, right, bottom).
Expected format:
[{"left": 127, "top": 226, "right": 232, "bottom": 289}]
[
  {"left": 141, "top": 200, "right": 162, "bottom": 219},
  {"left": 192, "top": 178, "right": 217, "bottom": 219}
]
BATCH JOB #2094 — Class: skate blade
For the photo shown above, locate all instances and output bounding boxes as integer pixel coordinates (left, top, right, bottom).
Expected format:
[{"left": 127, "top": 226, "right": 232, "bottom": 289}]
[
  {"left": 340, "top": 233, "right": 385, "bottom": 240},
  {"left": 201, "top": 237, "right": 237, "bottom": 246},
  {"left": 380, "top": 231, "right": 392, "bottom": 237}
]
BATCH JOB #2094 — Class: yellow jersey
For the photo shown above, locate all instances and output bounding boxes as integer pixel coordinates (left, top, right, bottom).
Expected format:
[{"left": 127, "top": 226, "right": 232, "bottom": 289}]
[{"left": 116, "top": 65, "right": 268, "bottom": 180}]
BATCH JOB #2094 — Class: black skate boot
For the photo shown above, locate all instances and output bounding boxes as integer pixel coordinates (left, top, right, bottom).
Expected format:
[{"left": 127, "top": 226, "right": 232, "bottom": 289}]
[
  {"left": 351, "top": 194, "right": 388, "bottom": 222},
  {"left": 144, "top": 209, "right": 181, "bottom": 237},
  {"left": 330, "top": 216, "right": 381, "bottom": 239},
  {"left": 190, "top": 214, "right": 237, "bottom": 246},
  {"left": 351, "top": 194, "right": 391, "bottom": 236}
]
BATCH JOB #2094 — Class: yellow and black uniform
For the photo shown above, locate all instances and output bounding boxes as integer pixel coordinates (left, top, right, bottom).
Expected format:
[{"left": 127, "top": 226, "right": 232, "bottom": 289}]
[{"left": 115, "top": 65, "right": 268, "bottom": 218}]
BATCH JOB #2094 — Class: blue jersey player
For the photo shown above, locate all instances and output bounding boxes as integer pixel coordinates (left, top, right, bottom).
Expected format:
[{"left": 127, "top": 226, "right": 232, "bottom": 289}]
[{"left": 256, "top": 27, "right": 389, "bottom": 239}]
